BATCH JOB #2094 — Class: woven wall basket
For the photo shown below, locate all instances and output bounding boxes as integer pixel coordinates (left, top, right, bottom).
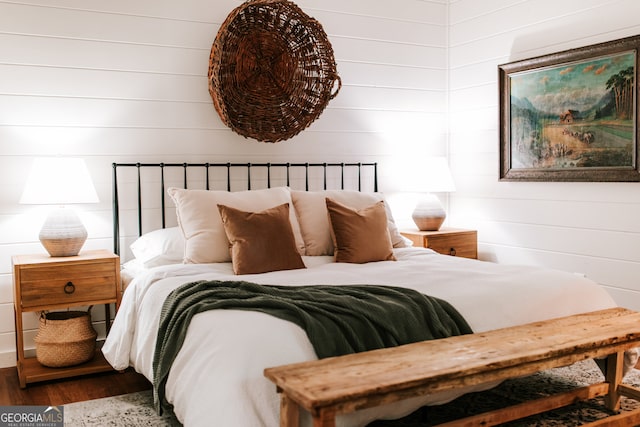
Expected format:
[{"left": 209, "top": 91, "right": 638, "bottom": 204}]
[
  {"left": 208, "top": 0, "right": 341, "bottom": 143},
  {"left": 34, "top": 309, "right": 97, "bottom": 368}
]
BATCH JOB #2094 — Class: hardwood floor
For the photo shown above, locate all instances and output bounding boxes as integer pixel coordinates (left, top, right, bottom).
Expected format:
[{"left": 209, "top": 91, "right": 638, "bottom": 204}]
[{"left": 0, "top": 366, "right": 151, "bottom": 406}]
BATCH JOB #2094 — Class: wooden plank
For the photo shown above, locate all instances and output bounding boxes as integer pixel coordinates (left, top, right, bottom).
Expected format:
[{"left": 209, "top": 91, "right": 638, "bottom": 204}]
[
  {"left": 604, "top": 352, "right": 624, "bottom": 411},
  {"left": 21, "top": 351, "right": 113, "bottom": 385},
  {"left": 265, "top": 308, "right": 640, "bottom": 410},
  {"left": 265, "top": 308, "right": 640, "bottom": 426},
  {"left": 280, "top": 394, "right": 300, "bottom": 427},
  {"left": 581, "top": 407, "right": 640, "bottom": 427},
  {"left": 314, "top": 407, "right": 337, "bottom": 427},
  {"left": 437, "top": 383, "right": 609, "bottom": 427},
  {"left": 290, "top": 351, "right": 627, "bottom": 420},
  {"left": 619, "top": 384, "right": 640, "bottom": 401}
]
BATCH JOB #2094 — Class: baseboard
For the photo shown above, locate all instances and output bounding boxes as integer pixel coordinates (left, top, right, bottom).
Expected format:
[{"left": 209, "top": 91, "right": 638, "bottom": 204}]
[{"left": 0, "top": 349, "right": 16, "bottom": 369}]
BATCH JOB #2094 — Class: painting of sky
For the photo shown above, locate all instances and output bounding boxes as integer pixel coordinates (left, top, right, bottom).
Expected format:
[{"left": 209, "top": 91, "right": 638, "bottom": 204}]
[{"left": 511, "top": 51, "right": 635, "bottom": 114}]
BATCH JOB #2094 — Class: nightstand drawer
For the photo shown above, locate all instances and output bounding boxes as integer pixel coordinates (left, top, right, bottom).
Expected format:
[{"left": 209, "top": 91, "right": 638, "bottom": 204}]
[
  {"left": 401, "top": 228, "right": 478, "bottom": 259},
  {"left": 20, "top": 262, "right": 117, "bottom": 308},
  {"left": 423, "top": 233, "right": 476, "bottom": 258}
]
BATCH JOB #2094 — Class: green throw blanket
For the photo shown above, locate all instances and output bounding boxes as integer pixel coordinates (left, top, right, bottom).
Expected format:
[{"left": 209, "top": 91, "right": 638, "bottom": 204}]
[{"left": 152, "top": 280, "right": 473, "bottom": 414}]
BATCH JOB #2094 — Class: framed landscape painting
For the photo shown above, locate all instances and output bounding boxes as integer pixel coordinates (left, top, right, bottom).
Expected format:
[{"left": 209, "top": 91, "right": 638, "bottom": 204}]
[{"left": 499, "top": 35, "right": 640, "bottom": 181}]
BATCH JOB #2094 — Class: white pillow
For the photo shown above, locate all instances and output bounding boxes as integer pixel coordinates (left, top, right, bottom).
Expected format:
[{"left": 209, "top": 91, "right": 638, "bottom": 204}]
[
  {"left": 291, "top": 190, "right": 409, "bottom": 256},
  {"left": 129, "top": 226, "right": 185, "bottom": 268},
  {"left": 168, "top": 187, "right": 305, "bottom": 264}
]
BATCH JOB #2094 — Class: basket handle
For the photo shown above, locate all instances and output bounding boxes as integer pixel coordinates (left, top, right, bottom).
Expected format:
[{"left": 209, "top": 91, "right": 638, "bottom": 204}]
[
  {"left": 39, "top": 306, "right": 94, "bottom": 320},
  {"left": 330, "top": 75, "right": 342, "bottom": 100}
]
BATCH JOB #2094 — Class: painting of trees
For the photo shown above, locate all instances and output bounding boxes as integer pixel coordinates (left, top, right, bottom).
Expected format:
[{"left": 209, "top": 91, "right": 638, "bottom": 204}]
[{"left": 606, "top": 66, "right": 634, "bottom": 120}]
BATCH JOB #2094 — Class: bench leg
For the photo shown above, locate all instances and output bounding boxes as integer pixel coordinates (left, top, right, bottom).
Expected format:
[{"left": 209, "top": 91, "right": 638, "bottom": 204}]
[
  {"left": 312, "top": 408, "right": 337, "bottom": 427},
  {"left": 279, "top": 394, "right": 337, "bottom": 427},
  {"left": 280, "top": 394, "right": 300, "bottom": 427},
  {"left": 604, "top": 351, "right": 624, "bottom": 412}
]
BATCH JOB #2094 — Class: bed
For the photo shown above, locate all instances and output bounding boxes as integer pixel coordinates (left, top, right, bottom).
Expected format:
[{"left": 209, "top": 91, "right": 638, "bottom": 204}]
[{"left": 102, "top": 161, "right": 638, "bottom": 427}]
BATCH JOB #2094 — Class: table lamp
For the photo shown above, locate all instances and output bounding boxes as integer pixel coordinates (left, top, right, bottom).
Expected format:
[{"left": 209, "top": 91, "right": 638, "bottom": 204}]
[
  {"left": 409, "top": 157, "right": 456, "bottom": 231},
  {"left": 20, "top": 157, "right": 99, "bottom": 257}
]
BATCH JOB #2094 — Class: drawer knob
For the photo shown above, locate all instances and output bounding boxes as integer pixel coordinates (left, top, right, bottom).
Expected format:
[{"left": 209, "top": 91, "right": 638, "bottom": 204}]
[
  {"left": 64, "top": 282, "right": 76, "bottom": 294},
  {"left": 449, "top": 247, "right": 457, "bottom": 256}
]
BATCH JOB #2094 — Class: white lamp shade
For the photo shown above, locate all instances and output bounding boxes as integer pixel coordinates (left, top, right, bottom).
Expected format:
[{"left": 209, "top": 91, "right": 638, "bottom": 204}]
[
  {"left": 402, "top": 157, "right": 456, "bottom": 193},
  {"left": 20, "top": 157, "right": 99, "bottom": 205},
  {"left": 20, "top": 157, "right": 99, "bottom": 256}
]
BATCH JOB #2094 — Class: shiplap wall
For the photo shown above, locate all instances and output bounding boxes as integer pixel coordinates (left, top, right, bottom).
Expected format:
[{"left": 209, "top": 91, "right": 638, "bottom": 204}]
[
  {"left": 0, "top": 0, "right": 447, "bottom": 367},
  {"left": 3, "top": 0, "right": 639, "bottom": 371},
  {"left": 448, "top": 0, "right": 640, "bottom": 309}
]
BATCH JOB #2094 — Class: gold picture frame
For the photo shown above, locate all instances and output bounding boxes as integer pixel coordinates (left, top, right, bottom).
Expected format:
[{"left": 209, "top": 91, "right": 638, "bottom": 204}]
[{"left": 499, "top": 35, "right": 640, "bottom": 181}]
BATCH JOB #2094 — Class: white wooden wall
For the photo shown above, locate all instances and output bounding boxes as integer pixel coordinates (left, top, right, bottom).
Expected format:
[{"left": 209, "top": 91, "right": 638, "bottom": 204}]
[
  {"left": 448, "top": 0, "right": 640, "bottom": 309},
  {"left": 0, "top": 0, "right": 447, "bottom": 367},
  {"left": 2, "top": 0, "right": 638, "bottom": 371}
]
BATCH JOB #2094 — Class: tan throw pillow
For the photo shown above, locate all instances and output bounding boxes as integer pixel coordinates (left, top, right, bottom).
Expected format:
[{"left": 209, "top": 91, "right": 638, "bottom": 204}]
[
  {"left": 168, "top": 187, "right": 305, "bottom": 263},
  {"left": 217, "top": 203, "right": 306, "bottom": 275},
  {"left": 325, "top": 198, "right": 396, "bottom": 264},
  {"left": 291, "top": 190, "right": 408, "bottom": 256}
]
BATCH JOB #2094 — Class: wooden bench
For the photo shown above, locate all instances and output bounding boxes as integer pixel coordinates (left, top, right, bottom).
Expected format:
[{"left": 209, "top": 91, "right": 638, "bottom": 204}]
[{"left": 264, "top": 307, "right": 640, "bottom": 427}]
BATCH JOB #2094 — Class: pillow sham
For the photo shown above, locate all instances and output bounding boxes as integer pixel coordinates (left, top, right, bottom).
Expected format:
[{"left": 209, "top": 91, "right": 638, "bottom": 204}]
[
  {"left": 217, "top": 203, "right": 305, "bottom": 275},
  {"left": 325, "top": 198, "right": 396, "bottom": 263},
  {"left": 129, "top": 226, "right": 185, "bottom": 268},
  {"left": 168, "top": 187, "right": 305, "bottom": 264},
  {"left": 291, "top": 190, "right": 408, "bottom": 256}
]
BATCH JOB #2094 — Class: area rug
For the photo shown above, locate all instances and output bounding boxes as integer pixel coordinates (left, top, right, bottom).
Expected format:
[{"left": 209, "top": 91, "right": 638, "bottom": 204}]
[
  {"left": 63, "top": 391, "right": 180, "bottom": 426},
  {"left": 63, "top": 360, "right": 640, "bottom": 426}
]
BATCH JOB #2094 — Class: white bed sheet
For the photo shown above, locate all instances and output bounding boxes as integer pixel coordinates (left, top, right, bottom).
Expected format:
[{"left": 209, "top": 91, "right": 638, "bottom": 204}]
[{"left": 103, "top": 247, "right": 633, "bottom": 427}]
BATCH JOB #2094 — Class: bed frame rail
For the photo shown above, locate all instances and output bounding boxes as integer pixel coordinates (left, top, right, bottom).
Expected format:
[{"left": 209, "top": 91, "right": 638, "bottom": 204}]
[{"left": 112, "top": 162, "right": 378, "bottom": 255}]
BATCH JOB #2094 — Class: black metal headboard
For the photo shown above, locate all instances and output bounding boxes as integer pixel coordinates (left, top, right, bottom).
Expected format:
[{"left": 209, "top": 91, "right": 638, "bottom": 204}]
[{"left": 112, "top": 162, "right": 378, "bottom": 256}]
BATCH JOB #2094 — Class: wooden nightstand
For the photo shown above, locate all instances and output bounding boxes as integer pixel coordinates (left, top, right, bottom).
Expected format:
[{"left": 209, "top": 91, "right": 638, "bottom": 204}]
[
  {"left": 12, "top": 249, "right": 121, "bottom": 388},
  {"left": 401, "top": 228, "right": 478, "bottom": 259}
]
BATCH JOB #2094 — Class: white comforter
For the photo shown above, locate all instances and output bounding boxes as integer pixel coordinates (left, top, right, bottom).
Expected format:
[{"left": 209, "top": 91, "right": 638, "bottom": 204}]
[{"left": 103, "top": 247, "right": 629, "bottom": 426}]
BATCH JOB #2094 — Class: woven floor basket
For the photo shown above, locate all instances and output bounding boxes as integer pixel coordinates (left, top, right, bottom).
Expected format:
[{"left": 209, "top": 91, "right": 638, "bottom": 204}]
[
  {"left": 208, "top": 0, "right": 341, "bottom": 143},
  {"left": 34, "top": 310, "right": 97, "bottom": 368}
]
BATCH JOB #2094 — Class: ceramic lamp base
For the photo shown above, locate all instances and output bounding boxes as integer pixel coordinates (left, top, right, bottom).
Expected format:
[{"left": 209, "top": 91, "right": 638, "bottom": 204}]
[
  {"left": 412, "top": 194, "right": 446, "bottom": 231},
  {"left": 39, "top": 207, "right": 88, "bottom": 257}
]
